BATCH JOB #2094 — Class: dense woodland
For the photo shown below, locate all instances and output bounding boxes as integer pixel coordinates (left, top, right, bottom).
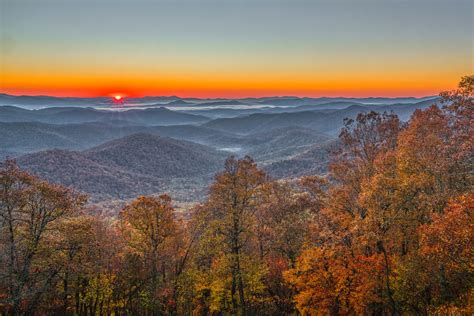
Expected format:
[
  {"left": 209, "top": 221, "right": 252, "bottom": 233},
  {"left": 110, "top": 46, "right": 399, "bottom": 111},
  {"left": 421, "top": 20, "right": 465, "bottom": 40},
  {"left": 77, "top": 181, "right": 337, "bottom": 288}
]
[{"left": 0, "top": 77, "right": 472, "bottom": 315}]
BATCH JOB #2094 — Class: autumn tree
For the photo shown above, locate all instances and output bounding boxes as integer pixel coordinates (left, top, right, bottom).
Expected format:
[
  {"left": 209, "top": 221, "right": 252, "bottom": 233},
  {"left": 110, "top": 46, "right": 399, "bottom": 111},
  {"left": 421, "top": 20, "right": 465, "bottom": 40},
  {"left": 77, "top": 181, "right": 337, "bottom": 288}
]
[
  {"left": 329, "top": 111, "right": 402, "bottom": 219},
  {"left": 119, "top": 194, "right": 177, "bottom": 314},
  {"left": 55, "top": 214, "right": 95, "bottom": 314},
  {"left": 192, "top": 156, "right": 266, "bottom": 315},
  {"left": 441, "top": 75, "right": 473, "bottom": 163},
  {"left": 0, "top": 160, "right": 86, "bottom": 315},
  {"left": 418, "top": 194, "right": 474, "bottom": 312},
  {"left": 287, "top": 111, "right": 404, "bottom": 314},
  {"left": 71, "top": 214, "right": 123, "bottom": 316},
  {"left": 253, "top": 178, "right": 325, "bottom": 314}
]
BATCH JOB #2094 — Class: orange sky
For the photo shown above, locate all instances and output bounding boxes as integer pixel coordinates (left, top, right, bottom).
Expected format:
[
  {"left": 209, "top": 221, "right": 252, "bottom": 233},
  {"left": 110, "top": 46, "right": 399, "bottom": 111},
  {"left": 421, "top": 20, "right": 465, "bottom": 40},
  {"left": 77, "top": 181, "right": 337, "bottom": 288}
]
[
  {"left": 1, "top": 67, "right": 466, "bottom": 98},
  {"left": 1, "top": 0, "right": 472, "bottom": 98}
]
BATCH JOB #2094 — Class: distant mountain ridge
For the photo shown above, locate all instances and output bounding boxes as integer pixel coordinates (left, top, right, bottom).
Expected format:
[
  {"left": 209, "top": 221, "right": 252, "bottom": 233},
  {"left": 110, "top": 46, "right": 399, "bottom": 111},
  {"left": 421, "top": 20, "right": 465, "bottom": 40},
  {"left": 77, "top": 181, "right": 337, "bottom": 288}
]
[
  {"left": 0, "top": 105, "right": 210, "bottom": 125},
  {"left": 0, "top": 92, "right": 438, "bottom": 109},
  {"left": 1, "top": 98, "right": 439, "bottom": 160},
  {"left": 0, "top": 93, "right": 109, "bottom": 106},
  {"left": 203, "top": 99, "right": 439, "bottom": 135}
]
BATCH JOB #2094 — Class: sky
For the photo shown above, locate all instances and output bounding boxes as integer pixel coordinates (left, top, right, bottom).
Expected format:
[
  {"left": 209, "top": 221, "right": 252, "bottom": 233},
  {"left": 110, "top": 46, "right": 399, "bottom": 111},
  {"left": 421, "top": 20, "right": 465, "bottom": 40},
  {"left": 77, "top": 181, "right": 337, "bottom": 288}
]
[{"left": 0, "top": 0, "right": 472, "bottom": 98}]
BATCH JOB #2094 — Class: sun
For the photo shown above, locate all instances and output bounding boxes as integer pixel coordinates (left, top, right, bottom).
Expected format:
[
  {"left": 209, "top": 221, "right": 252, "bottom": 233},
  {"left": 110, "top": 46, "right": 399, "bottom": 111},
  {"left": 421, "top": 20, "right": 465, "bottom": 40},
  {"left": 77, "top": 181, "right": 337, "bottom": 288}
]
[{"left": 114, "top": 95, "right": 122, "bottom": 101}]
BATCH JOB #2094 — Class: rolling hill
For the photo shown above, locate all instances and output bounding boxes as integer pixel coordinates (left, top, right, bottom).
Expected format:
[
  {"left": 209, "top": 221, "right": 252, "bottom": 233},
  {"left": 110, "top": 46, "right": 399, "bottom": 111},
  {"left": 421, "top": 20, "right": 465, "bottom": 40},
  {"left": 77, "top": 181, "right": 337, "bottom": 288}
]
[
  {"left": 243, "top": 127, "right": 333, "bottom": 162},
  {"left": 16, "top": 133, "right": 228, "bottom": 202},
  {"left": 17, "top": 149, "right": 159, "bottom": 200},
  {"left": 0, "top": 121, "right": 246, "bottom": 157},
  {"left": 264, "top": 139, "right": 338, "bottom": 178},
  {"left": 84, "top": 133, "right": 227, "bottom": 178}
]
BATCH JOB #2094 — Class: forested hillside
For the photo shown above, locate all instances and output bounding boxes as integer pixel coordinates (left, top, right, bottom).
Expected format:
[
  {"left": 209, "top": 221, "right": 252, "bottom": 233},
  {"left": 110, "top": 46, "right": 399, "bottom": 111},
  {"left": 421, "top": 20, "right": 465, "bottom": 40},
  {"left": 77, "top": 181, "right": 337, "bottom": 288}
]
[
  {"left": 0, "top": 77, "right": 472, "bottom": 315},
  {"left": 16, "top": 134, "right": 228, "bottom": 203}
]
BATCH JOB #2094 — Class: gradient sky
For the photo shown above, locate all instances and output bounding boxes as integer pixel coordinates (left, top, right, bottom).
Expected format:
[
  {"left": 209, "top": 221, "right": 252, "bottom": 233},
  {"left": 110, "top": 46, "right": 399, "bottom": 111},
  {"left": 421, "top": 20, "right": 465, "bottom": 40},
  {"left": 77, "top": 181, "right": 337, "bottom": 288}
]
[{"left": 0, "top": 0, "right": 472, "bottom": 98}]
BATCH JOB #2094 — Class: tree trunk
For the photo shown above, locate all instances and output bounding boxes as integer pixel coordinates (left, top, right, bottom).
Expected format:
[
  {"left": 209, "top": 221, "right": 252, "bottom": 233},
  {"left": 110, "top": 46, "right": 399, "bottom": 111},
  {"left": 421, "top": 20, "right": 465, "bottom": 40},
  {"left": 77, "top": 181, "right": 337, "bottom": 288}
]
[
  {"left": 235, "top": 251, "right": 246, "bottom": 316},
  {"left": 380, "top": 243, "right": 397, "bottom": 315},
  {"left": 63, "top": 268, "right": 70, "bottom": 314},
  {"left": 231, "top": 264, "right": 238, "bottom": 315}
]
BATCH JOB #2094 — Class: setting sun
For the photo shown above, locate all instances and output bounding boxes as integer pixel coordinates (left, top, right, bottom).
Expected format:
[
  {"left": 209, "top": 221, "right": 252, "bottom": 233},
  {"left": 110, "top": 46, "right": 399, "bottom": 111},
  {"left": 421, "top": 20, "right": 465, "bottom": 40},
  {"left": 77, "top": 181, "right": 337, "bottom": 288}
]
[{"left": 114, "top": 95, "right": 122, "bottom": 101}]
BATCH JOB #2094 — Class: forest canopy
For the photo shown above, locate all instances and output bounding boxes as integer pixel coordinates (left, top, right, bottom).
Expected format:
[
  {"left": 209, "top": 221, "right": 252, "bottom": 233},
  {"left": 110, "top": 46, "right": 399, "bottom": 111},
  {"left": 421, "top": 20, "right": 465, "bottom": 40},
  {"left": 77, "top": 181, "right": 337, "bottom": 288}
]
[{"left": 0, "top": 77, "right": 473, "bottom": 315}]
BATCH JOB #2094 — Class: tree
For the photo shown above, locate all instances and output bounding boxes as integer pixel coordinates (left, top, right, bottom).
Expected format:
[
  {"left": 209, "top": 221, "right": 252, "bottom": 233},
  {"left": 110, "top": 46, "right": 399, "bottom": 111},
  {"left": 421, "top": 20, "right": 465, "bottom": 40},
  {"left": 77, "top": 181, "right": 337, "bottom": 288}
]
[
  {"left": 0, "top": 160, "right": 86, "bottom": 314},
  {"left": 194, "top": 156, "right": 266, "bottom": 315},
  {"left": 119, "top": 194, "right": 177, "bottom": 314},
  {"left": 441, "top": 75, "right": 473, "bottom": 195},
  {"left": 71, "top": 214, "right": 123, "bottom": 316},
  {"left": 55, "top": 214, "right": 95, "bottom": 315},
  {"left": 253, "top": 178, "right": 323, "bottom": 314},
  {"left": 440, "top": 75, "right": 473, "bottom": 155},
  {"left": 418, "top": 194, "right": 474, "bottom": 312},
  {"left": 329, "top": 111, "right": 402, "bottom": 219}
]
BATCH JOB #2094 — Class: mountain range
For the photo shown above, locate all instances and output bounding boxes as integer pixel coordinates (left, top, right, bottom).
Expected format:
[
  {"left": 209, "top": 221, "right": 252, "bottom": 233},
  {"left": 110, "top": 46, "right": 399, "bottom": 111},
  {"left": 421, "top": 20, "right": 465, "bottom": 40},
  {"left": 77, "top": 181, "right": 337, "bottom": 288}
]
[
  {"left": 1, "top": 93, "right": 442, "bottom": 206},
  {"left": 0, "top": 105, "right": 208, "bottom": 125},
  {"left": 0, "top": 92, "right": 437, "bottom": 108}
]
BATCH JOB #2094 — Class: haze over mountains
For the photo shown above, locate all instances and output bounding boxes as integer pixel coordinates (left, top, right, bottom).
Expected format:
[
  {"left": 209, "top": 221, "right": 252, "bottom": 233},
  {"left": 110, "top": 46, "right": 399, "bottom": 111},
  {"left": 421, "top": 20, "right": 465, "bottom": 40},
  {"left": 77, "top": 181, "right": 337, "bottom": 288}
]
[
  {"left": 0, "top": 93, "right": 437, "bottom": 107},
  {"left": 0, "top": 93, "right": 441, "bottom": 207}
]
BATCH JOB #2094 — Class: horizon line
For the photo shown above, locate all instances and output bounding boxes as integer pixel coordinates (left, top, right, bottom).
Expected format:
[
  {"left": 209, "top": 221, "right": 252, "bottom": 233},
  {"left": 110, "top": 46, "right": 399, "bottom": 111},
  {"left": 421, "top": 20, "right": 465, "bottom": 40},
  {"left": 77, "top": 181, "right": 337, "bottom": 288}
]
[{"left": 0, "top": 92, "right": 440, "bottom": 100}]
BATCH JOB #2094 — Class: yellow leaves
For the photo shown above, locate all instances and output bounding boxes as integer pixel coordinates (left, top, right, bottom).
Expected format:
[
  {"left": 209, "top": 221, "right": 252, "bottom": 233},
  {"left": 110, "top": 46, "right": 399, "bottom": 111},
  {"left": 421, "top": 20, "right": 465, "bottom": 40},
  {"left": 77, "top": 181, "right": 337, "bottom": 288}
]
[
  {"left": 82, "top": 273, "right": 116, "bottom": 307},
  {"left": 190, "top": 252, "right": 267, "bottom": 314},
  {"left": 120, "top": 194, "right": 177, "bottom": 254}
]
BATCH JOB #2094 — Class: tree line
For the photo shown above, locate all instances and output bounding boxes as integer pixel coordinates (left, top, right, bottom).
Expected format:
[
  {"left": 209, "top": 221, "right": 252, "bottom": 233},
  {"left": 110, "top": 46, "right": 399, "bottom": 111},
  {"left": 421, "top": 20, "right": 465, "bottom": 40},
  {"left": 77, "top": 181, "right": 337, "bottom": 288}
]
[{"left": 0, "top": 77, "right": 472, "bottom": 315}]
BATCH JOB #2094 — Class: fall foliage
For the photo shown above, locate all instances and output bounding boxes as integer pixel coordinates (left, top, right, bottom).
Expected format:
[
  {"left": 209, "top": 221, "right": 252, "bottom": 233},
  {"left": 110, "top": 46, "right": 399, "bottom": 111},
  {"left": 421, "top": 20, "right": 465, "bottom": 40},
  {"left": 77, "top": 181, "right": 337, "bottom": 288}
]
[{"left": 0, "top": 77, "right": 472, "bottom": 314}]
